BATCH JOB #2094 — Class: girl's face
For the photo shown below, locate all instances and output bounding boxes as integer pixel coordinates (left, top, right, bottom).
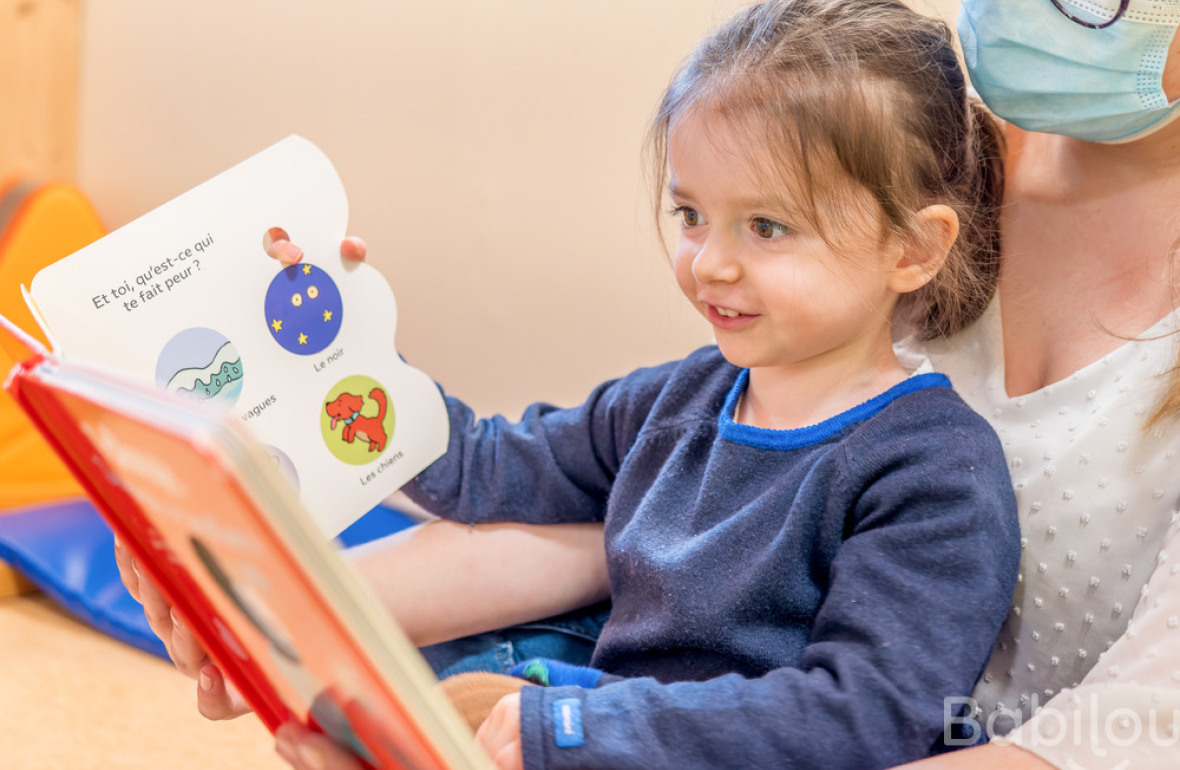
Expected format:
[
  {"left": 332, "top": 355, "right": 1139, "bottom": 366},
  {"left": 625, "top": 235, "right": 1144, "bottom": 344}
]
[{"left": 668, "top": 112, "right": 905, "bottom": 378}]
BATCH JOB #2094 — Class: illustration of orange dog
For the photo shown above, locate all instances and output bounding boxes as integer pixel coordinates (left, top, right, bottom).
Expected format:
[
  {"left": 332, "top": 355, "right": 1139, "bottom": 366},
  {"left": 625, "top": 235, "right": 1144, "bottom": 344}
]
[{"left": 324, "top": 387, "right": 389, "bottom": 452}]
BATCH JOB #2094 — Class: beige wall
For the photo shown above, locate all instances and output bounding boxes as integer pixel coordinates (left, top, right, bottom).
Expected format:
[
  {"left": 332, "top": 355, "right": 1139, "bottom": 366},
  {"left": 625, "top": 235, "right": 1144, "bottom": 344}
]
[
  {"left": 78, "top": 0, "right": 962, "bottom": 418},
  {"left": 0, "top": 0, "right": 80, "bottom": 183}
]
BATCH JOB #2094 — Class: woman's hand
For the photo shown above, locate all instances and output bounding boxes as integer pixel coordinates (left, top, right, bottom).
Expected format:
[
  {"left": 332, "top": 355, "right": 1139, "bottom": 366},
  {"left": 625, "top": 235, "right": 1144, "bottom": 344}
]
[
  {"left": 113, "top": 538, "right": 252, "bottom": 719},
  {"left": 475, "top": 693, "right": 525, "bottom": 770},
  {"left": 263, "top": 227, "right": 367, "bottom": 266}
]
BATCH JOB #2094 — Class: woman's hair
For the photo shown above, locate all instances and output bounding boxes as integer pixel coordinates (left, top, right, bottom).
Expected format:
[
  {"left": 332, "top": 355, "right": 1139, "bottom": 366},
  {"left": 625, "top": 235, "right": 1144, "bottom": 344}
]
[
  {"left": 1146, "top": 240, "right": 1180, "bottom": 428},
  {"left": 647, "top": 0, "right": 1005, "bottom": 341}
]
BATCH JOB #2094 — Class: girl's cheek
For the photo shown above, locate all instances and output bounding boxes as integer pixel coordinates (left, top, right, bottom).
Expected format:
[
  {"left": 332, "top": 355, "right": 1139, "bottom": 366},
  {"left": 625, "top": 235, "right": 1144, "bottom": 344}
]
[{"left": 673, "top": 249, "right": 700, "bottom": 294}]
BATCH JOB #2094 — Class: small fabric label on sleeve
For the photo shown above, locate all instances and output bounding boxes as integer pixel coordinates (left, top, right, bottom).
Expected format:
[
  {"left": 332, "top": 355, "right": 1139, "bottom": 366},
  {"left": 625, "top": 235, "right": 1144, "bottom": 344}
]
[{"left": 552, "top": 698, "right": 585, "bottom": 748}]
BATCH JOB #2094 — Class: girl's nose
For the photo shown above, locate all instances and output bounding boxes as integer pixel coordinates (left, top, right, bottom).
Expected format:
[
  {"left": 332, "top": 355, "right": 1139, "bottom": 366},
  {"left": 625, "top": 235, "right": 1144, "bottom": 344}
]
[{"left": 691, "top": 238, "right": 741, "bottom": 284}]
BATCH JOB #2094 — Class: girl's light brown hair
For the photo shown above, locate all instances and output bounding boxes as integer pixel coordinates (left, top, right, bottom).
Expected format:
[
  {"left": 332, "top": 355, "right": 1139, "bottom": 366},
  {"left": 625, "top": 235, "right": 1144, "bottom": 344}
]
[{"left": 647, "top": 0, "right": 1005, "bottom": 341}]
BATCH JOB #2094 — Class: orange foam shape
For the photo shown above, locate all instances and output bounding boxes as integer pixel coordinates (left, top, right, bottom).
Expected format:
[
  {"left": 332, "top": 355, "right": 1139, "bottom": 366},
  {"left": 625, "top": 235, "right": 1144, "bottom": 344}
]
[{"left": 0, "top": 181, "right": 107, "bottom": 509}]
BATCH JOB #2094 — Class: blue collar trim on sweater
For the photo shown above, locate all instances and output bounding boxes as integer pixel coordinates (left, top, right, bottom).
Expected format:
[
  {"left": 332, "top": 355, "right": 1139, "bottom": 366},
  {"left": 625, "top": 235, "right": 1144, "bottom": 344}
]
[{"left": 718, "top": 369, "right": 952, "bottom": 450}]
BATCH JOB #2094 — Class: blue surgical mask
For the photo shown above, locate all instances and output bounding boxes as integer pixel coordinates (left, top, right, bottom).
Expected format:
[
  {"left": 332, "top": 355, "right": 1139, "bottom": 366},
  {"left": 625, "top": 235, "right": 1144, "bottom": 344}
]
[{"left": 958, "top": 0, "right": 1180, "bottom": 143}]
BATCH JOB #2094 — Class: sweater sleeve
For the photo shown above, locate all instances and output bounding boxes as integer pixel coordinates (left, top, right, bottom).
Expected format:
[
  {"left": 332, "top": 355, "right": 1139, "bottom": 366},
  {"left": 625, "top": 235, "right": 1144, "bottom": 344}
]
[
  {"left": 1005, "top": 508, "right": 1180, "bottom": 769},
  {"left": 401, "top": 360, "right": 678, "bottom": 526},
  {"left": 518, "top": 402, "right": 1022, "bottom": 770}
]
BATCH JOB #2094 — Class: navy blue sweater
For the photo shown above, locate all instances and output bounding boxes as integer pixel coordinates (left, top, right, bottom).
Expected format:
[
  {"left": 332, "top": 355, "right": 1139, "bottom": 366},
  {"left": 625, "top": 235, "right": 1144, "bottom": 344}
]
[{"left": 404, "top": 346, "right": 1020, "bottom": 769}]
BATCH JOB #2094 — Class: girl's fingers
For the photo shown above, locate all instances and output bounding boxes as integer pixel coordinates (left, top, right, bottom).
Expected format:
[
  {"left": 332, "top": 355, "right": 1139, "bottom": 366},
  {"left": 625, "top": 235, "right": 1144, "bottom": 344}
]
[
  {"left": 263, "top": 227, "right": 289, "bottom": 254},
  {"left": 275, "top": 721, "right": 363, "bottom": 770},
  {"left": 113, "top": 537, "right": 140, "bottom": 600},
  {"left": 340, "top": 236, "right": 367, "bottom": 262},
  {"left": 263, "top": 227, "right": 303, "bottom": 265},
  {"left": 168, "top": 608, "right": 210, "bottom": 679},
  {"left": 196, "top": 664, "right": 253, "bottom": 721},
  {"left": 262, "top": 227, "right": 363, "bottom": 264}
]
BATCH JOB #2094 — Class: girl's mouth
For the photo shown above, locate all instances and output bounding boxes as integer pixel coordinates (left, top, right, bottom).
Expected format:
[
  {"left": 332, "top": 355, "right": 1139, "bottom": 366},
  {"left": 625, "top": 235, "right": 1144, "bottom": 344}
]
[{"left": 707, "top": 304, "right": 755, "bottom": 328}]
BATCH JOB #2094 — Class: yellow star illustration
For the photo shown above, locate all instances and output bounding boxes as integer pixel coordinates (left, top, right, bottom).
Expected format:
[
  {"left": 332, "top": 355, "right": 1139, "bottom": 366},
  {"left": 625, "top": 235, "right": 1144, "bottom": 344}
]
[
  {"left": 298, "top": 332, "right": 308, "bottom": 345},
  {"left": 271, "top": 318, "right": 282, "bottom": 332},
  {"left": 302, "top": 264, "right": 312, "bottom": 275},
  {"left": 323, "top": 310, "right": 333, "bottom": 322}
]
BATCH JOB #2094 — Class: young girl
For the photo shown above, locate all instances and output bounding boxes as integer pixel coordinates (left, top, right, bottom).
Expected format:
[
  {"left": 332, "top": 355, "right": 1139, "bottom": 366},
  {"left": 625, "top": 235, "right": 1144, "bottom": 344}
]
[
  {"left": 387, "top": 1, "right": 1021, "bottom": 768},
  {"left": 142, "top": 1, "right": 1019, "bottom": 768}
]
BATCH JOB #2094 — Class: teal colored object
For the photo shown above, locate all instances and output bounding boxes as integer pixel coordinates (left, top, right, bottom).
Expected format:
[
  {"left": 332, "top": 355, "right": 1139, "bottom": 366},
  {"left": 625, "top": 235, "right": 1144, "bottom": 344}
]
[{"left": 510, "top": 657, "right": 604, "bottom": 688}]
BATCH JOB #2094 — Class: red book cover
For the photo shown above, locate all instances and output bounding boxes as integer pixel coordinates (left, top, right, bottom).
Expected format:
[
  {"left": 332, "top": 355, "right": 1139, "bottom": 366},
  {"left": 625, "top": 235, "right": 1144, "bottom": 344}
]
[{"left": 3, "top": 337, "right": 487, "bottom": 770}]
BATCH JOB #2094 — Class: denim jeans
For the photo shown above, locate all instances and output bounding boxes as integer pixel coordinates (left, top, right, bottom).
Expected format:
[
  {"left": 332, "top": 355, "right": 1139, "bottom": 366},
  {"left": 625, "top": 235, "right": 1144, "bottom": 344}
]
[
  {"left": 337, "top": 508, "right": 611, "bottom": 681},
  {"left": 420, "top": 601, "right": 611, "bottom": 680}
]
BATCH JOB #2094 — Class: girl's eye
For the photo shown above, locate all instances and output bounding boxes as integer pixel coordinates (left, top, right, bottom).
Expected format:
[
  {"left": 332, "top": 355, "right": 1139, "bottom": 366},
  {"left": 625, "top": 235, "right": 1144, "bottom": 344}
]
[
  {"left": 753, "top": 218, "right": 791, "bottom": 239},
  {"left": 672, "top": 206, "right": 701, "bottom": 227}
]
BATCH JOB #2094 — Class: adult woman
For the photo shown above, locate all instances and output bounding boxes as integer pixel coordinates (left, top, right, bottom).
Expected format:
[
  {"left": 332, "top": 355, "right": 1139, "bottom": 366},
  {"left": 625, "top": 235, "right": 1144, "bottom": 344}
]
[
  {"left": 121, "top": 0, "right": 1180, "bottom": 767},
  {"left": 904, "top": 0, "right": 1180, "bottom": 766}
]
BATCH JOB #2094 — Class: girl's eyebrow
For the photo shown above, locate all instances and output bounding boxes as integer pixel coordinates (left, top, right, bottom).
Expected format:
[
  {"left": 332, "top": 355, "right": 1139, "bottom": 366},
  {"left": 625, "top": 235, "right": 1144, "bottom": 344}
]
[
  {"left": 732, "top": 193, "right": 792, "bottom": 213},
  {"left": 668, "top": 183, "right": 790, "bottom": 214}
]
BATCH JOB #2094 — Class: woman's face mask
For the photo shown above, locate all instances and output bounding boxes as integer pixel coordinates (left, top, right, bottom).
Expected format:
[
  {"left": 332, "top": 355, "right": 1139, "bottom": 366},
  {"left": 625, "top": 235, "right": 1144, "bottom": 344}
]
[{"left": 958, "top": 0, "right": 1180, "bottom": 143}]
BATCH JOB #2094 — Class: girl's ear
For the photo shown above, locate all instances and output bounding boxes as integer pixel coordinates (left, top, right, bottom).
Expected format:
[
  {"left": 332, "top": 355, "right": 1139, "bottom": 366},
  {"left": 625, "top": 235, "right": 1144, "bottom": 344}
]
[{"left": 886, "top": 204, "right": 959, "bottom": 294}]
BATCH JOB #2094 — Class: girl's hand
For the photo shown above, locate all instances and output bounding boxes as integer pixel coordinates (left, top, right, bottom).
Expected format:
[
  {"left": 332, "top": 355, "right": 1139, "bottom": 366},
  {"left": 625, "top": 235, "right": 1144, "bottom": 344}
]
[
  {"left": 113, "top": 538, "right": 251, "bottom": 719},
  {"left": 263, "top": 227, "right": 367, "bottom": 265},
  {"left": 475, "top": 693, "right": 525, "bottom": 770},
  {"left": 275, "top": 722, "right": 364, "bottom": 770}
]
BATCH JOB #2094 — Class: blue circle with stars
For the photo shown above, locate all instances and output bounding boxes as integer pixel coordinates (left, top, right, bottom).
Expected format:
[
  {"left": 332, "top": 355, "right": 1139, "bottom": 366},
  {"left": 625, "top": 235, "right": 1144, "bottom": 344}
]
[{"left": 264, "top": 263, "right": 343, "bottom": 355}]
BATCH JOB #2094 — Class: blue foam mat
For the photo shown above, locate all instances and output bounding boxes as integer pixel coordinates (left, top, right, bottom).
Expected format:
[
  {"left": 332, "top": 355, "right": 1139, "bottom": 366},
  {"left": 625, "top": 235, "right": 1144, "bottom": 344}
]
[{"left": 0, "top": 499, "right": 417, "bottom": 659}]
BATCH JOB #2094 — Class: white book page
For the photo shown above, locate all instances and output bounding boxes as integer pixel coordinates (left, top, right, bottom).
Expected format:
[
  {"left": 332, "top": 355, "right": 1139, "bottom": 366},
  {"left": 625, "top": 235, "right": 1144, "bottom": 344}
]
[{"left": 25, "top": 135, "right": 448, "bottom": 537}]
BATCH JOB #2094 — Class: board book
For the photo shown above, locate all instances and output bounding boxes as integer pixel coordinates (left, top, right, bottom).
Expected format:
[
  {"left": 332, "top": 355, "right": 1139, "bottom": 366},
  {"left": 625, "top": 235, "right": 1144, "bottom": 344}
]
[
  {"left": 16, "top": 135, "right": 448, "bottom": 539},
  {"left": 1, "top": 319, "right": 486, "bottom": 770},
  {"left": 0, "top": 137, "right": 483, "bottom": 767}
]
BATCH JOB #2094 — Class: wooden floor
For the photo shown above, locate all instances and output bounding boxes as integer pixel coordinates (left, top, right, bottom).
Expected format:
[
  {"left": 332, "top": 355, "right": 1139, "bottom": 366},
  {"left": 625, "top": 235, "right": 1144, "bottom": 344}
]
[{"left": 0, "top": 591, "right": 287, "bottom": 770}]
